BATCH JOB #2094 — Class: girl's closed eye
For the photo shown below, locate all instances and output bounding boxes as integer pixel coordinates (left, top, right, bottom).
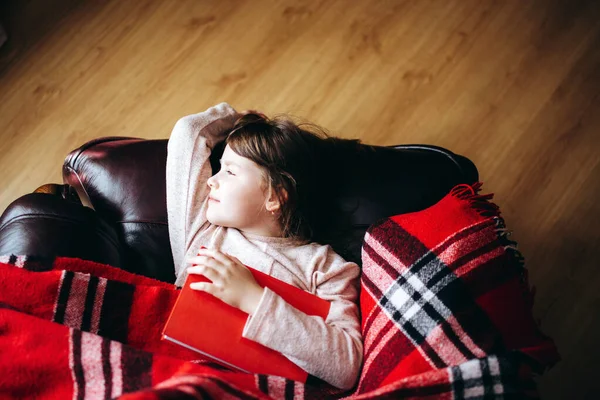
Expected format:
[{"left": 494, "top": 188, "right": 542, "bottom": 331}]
[{"left": 226, "top": 169, "right": 235, "bottom": 176}]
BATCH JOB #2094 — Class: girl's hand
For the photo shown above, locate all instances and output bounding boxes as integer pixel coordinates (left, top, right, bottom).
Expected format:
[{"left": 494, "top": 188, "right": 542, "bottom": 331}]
[{"left": 186, "top": 248, "right": 264, "bottom": 315}]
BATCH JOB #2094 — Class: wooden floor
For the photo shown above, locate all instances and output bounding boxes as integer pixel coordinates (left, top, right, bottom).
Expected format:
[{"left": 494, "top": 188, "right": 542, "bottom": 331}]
[{"left": 1, "top": 0, "right": 598, "bottom": 398}]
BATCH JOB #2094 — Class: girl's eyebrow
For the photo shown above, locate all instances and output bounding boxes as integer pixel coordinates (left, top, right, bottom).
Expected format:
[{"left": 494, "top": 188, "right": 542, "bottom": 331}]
[{"left": 219, "top": 159, "right": 239, "bottom": 167}]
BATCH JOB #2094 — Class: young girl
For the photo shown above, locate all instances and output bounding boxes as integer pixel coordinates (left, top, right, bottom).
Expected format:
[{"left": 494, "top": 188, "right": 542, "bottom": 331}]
[{"left": 166, "top": 102, "right": 362, "bottom": 390}]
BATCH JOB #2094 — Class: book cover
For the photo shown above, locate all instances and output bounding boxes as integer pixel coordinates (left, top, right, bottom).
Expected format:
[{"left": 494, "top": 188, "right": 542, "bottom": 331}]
[{"left": 162, "top": 254, "right": 331, "bottom": 382}]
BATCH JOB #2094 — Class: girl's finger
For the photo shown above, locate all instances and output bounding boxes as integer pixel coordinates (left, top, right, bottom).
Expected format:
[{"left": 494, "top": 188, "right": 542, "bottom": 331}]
[
  {"left": 222, "top": 254, "right": 248, "bottom": 272},
  {"left": 186, "top": 266, "right": 203, "bottom": 274},
  {"left": 187, "top": 265, "right": 223, "bottom": 286},
  {"left": 190, "top": 282, "right": 220, "bottom": 297},
  {"left": 187, "top": 255, "right": 224, "bottom": 272},
  {"left": 227, "top": 254, "right": 243, "bottom": 265},
  {"left": 186, "top": 255, "right": 214, "bottom": 265},
  {"left": 197, "top": 248, "right": 234, "bottom": 267}
]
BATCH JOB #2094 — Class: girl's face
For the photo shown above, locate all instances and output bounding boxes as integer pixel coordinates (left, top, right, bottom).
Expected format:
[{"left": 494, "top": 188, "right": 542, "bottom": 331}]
[{"left": 206, "top": 145, "right": 277, "bottom": 235}]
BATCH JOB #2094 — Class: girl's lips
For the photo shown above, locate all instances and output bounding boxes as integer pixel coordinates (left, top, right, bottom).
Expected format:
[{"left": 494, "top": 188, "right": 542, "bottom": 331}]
[{"left": 208, "top": 197, "right": 220, "bottom": 202}]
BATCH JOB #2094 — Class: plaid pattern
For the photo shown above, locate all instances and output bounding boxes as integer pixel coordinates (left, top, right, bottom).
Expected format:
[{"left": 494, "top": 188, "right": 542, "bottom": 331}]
[
  {"left": 0, "top": 256, "right": 262, "bottom": 399},
  {"left": 359, "top": 217, "right": 499, "bottom": 385},
  {"left": 0, "top": 183, "right": 559, "bottom": 399},
  {"left": 354, "top": 183, "right": 559, "bottom": 398},
  {"left": 0, "top": 255, "right": 195, "bottom": 359}
]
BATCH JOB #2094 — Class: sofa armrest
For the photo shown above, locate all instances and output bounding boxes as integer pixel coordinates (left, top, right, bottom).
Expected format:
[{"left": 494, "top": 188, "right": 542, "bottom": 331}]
[{"left": 0, "top": 188, "right": 122, "bottom": 268}]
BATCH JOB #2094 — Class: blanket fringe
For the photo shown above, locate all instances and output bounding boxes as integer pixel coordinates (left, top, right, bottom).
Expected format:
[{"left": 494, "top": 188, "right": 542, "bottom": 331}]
[
  {"left": 450, "top": 182, "right": 500, "bottom": 218},
  {"left": 450, "top": 182, "right": 535, "bottom": 310},
  {"left": 494, "top": 216, "right": 536, "bottom": 310}
]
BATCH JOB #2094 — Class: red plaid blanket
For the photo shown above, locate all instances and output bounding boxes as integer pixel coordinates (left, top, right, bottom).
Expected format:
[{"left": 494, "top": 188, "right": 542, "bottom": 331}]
[{"left": 0, "top": 183, "right": 559, "bottom": 399}]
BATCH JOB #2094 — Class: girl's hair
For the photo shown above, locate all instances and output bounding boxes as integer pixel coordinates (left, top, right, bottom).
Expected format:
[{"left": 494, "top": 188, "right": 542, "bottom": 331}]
[{"left": 225, "top": 111, "right": 364, "bottom": 249}]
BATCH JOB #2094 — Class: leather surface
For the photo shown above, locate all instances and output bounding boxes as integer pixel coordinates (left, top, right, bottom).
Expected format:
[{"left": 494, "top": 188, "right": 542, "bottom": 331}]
[{"left": 0, "top": 192, "right": 121, "bottom": 268}]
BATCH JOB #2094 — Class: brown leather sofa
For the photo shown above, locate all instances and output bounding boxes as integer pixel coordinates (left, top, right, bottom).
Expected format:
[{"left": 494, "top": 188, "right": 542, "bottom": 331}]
[{"left": 0, "top": 137, "right": 478, "bottom": 283}]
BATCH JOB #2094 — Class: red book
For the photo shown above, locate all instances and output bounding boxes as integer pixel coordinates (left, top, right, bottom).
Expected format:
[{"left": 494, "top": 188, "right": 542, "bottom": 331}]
[{"left": 162, "top": 255, "right": 331, "bottom": 382}]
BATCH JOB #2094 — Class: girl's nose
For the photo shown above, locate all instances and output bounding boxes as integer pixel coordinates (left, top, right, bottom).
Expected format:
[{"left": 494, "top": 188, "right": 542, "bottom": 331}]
[{"left": 207, "top": 174, "right": 217, "bottom": 188}]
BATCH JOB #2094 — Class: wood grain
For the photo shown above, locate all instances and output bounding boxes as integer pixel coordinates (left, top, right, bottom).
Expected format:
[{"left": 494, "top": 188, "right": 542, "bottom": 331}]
[{"left": 1, "top": 1, "right": 598, "bottom": 398}]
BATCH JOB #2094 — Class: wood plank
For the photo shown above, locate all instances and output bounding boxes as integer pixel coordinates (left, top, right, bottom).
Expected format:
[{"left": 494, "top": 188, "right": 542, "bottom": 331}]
[{"left": 1, "top": 1, "right": 598, "bottom": 398}]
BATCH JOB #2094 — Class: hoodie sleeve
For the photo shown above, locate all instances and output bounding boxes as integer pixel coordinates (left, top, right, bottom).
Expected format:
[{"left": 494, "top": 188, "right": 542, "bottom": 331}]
[
  {"left": 166, "top": 102, "right": 240, "bottom": 284},
  {"left": 242, "top": 247, "right": 363, "bottom": 390}
]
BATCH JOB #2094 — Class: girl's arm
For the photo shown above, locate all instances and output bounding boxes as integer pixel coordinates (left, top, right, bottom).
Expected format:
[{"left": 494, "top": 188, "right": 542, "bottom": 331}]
[
  {"left": 241, "top": 248, "right": 363, "bottom": 390},
  {"left": 166, "top": 102, "right": 239, "bottom": 283}
]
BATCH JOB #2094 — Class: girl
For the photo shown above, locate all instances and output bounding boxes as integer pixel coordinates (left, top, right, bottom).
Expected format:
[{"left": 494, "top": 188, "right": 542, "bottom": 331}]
[{"left": 166, "top": 102, "right": 362, "bottom": 390}]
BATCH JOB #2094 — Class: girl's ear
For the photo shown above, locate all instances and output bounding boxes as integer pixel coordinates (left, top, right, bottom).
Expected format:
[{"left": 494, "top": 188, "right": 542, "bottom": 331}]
[{"left": 265, "top": 187, "right": 288, "bottom": 213}]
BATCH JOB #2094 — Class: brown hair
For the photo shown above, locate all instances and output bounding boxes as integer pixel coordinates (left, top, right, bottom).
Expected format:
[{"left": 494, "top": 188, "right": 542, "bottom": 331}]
[{"left": 225, "top": 111, "right": 363, "bottom": 245}]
